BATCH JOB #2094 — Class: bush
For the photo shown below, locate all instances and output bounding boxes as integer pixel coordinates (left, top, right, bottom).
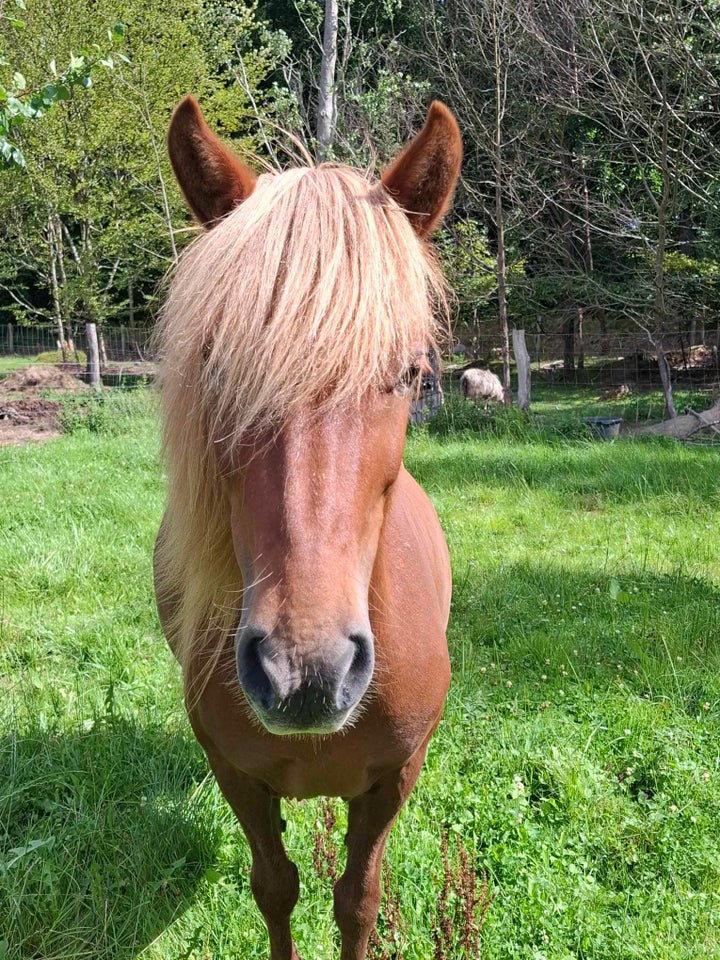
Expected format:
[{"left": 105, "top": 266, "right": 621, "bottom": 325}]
[
  {"left": 57, "top": 388, "right": 156, "bottom": 436},
  {"left": 34, "top": 349, "right": 87, "bottom": 364}
]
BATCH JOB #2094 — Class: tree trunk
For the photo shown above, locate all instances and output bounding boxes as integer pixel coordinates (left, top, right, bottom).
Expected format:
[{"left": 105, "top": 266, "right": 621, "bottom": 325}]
[
  {"left": 48, "top": 217, "right": 67, "bottom": 360},
  {"left": 598, "top": 308, "right": 609, "bottom": 354},
  {"left": 99, "top": 331, "right": 108, "bottom": 366},
  {"left": 316, "top": 0, "right": 339, "bottom": 161},
  {"left": 635, "top": 401, "right": 720, "bottom": 439},
  {"left": 513, "top": 328, "right": 531, "bottom": 412},
  {"left": 493, "top": 6, "right": 511, "bottom": 406},
  {"left": 576, "top": 307, "right": 585, "bottom": 371},
  {"left": 652, "top": 83, "right": 677, "bottom": 419},
  {"left": 86, "top": 323, "right": 101, "bottom": 389},
  {"left": 656, "top": 342, "right": 677, "bottom": 420},
  {"left": 563, "top": 312, "right": 575, "bottom": 376}
]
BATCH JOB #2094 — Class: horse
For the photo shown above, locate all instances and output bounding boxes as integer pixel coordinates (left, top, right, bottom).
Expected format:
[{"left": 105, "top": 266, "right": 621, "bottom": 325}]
[{"left": 153, "top": 94, "right": 462, "bottom": 960}]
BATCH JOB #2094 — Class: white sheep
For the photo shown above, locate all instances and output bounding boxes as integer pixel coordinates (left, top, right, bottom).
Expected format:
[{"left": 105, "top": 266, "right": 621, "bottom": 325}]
[{"left": 459, "top": 367, "right": 505, "bottom": 406}]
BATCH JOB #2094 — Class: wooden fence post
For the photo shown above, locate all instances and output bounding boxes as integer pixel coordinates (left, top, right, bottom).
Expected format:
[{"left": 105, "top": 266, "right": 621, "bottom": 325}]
[
  {"left": 513, "top": 328, "right": 531, "bottom": 412},
  {"left": 86, "top": 322, "right": 101, "bottom": 389},
  {"left": 7, "top": 323, "right": 13, "bottom": 354}
]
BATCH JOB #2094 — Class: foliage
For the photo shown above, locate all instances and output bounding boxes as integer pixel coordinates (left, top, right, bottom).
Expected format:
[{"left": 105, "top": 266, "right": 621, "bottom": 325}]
[
  {"left": 0, "top": 3, "right": 125, "bottom": 169},
  {"left": 0, "top": 0, "right": 290, "bottom": 331},
  {"left": 1, "top": 391, "right": 719, "bottom": 958}
]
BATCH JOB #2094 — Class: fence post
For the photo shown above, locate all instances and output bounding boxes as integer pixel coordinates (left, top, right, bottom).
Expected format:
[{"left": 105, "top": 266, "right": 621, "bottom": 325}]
[
  {"left": 86, "top": 322, "right": 101, "bottom": 389},
  {"left": 120, "top": 325, "right": 127, "bottom": 359},
  {"left": 7, "top": 323, "right": 13, "bottom": 354},
  {"left": 513, "top": 328, "right": 531, "bottom": 412}
]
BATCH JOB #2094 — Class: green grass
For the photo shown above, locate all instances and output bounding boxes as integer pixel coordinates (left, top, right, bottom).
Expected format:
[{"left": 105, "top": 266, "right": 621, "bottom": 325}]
[
  {"left": 0, "top": 356, "right": 32, "bottom": 378},
  {"left": 1, "top": 390, "right": 719, "bottom": 959}
]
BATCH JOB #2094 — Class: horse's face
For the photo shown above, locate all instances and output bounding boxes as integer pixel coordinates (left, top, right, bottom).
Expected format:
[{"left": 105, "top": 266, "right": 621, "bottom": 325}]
[
  {"left": 167, "top": 96, "right": 461, "bottom": 734},
  {"left": 223, "top": 387, "right": 410, "bottom": 734}
]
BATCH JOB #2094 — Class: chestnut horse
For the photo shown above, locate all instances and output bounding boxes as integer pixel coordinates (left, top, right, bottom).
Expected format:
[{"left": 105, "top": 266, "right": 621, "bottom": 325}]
[{"left": 153, "top": 95, "right": 461, "bottom": 959}]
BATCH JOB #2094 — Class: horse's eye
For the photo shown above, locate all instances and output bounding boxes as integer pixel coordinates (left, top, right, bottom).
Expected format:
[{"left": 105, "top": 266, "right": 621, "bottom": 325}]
[{"left": 393, "top": 365, "right": 421, "bottom": 395}]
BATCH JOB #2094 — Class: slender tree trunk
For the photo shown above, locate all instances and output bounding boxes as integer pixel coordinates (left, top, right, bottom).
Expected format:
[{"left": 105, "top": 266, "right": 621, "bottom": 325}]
[
  {"left": 48, "top": 216, "right": 67, "bottom": 360},
  {"left": 86, "top": 323, "right": 101, "bottom": 389},
  {"left": 99, "top": 331, "right": 108, "bottom": 366},
  {"left": 654, "top": 103, "right": 677, "bottom": 419},
  {"left": 598, "top": 308, "right": 609, "bottom": 354},
  {"left": 563, "top": 312, "right": 575, "bottom": 376},
  {"left": 656, "top": 342, "right": 676, "bottom": 418},
  {"left": 493, "top": 1, "right": 511, "bottom": 405},
  {"left": 576, "top": 307, "right": 585, "bottom": 371},
  {"left": 317, "top": 0, "right": 339, "bottom": 161}
]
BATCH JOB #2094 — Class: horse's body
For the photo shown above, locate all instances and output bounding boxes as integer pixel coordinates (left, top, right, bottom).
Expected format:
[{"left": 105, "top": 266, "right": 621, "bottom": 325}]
[{"left": 154, "top": 96, "right": 461, "bottom": 959}]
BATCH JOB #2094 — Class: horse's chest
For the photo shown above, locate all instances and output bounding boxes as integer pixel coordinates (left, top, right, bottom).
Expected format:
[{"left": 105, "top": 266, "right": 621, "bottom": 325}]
[{"left": 194, "top": 696, "right": 429, "bottom": 800}]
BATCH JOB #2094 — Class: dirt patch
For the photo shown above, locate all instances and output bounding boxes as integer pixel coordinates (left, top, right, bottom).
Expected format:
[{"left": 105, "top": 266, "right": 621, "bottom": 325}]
[
  {"left": 0, "top": 363, "right": 90, "bottom": 397},
  {"left": 0, "top": 398, "right": 61, "bottom": 446}
]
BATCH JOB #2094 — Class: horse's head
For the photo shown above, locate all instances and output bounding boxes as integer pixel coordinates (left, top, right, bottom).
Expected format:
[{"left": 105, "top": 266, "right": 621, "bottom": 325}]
[{"left": 164, "top": 98, "right": 461, "bottom": 735}]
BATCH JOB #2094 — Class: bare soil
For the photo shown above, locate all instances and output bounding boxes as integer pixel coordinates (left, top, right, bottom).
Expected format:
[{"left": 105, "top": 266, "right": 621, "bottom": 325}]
[
  {"left": 0, "top": 398, "right": 62, "bottom": 445},
  {"left": 0, "top": 364, "right": 89, "bottom": 445},
  {"left": 0, "top": 364, "right": 90, "bottom": 397}
]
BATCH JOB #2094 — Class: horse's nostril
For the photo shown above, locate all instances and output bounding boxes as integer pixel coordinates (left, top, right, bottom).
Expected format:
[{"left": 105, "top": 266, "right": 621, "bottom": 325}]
[
  {"left": 336, "top": 632, "right": 374, "bottom": 712},
  {"left": 236, "top": 630, "right": 275, "bottom": 711}
]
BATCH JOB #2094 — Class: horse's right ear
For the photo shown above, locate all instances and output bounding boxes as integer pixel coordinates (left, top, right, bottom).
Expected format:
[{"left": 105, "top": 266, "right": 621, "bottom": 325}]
[
  {"left": 381, "top": 101, "right": 462, "bottom": 237},
  {"left": 168, "top": 96, "right": 256, "bottom": 229}
]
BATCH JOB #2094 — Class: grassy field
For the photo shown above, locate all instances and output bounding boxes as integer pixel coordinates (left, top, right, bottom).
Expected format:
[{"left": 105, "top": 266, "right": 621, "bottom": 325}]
[{"left": 1, "top": 390, "right": 719, "bottom": 959}]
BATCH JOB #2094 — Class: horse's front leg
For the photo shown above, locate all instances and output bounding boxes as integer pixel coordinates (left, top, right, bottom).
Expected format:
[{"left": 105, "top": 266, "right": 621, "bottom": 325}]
[
  {"left": 206, "top": 752, "right": 301, "bottom": 960},
  {"left": 333, "top": 742, "right": 429, "bottom": 960}
]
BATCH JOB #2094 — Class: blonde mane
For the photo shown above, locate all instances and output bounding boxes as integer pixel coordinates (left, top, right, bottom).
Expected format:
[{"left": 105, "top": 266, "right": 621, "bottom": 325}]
[{"left": 154, "top": 162, "right": 448, "bottom": 681}]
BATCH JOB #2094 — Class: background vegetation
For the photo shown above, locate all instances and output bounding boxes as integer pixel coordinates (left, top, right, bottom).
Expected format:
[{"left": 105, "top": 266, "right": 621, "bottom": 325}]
[{"left": 2, "top": 0, "right": 720, "bottom": 397}]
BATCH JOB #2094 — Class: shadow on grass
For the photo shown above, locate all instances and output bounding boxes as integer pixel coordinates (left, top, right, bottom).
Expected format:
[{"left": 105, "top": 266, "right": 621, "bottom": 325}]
[{"left": 0, "top": 717, "right": 225, "bottom": 960}]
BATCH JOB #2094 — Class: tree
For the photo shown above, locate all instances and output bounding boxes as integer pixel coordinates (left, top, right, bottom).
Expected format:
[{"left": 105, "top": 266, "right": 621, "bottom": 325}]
[{"left": 0, "top": 0, "right": 288, "bottom": 349}]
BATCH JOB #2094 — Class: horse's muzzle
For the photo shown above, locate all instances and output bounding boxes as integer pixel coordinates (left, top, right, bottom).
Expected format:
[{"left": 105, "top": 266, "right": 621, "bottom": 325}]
[{"left": 235, "top": 626, "right": 374, "bottom": 735}]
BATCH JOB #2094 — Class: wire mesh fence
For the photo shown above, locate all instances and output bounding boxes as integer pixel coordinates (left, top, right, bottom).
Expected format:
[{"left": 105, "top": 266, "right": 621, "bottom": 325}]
[
  {"left": 452, "top": 325, "right": 720, "bottom": 391},
  {"left": 0, "top": 323, "right": 155, "bottom": 362},
  {"left": 1, "top": 321, "right": 718, "bottom": 395}
]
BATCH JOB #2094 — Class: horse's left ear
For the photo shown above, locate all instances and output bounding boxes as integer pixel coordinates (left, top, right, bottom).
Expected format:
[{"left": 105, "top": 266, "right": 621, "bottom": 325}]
[
  {"left": 168, "top": 95, "right": 257, "bottom": 229},
  {"left": 381, "top": 101, "right": 462, "bottom": 237}
]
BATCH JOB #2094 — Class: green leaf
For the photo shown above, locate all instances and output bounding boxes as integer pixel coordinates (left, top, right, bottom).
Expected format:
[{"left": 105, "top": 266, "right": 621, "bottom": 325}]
[
  {"left": 13, "top": 0, "right": 27, "bottom": 9},
  {"left": 12, "top": 72, "right": 26, "bottom": 91},
  {"left": 41, "top": 84, "right": 58, "bottom": 103},
  {"left": 7, "top": 18, "right": 25, "bottom": 28},
  {"left": 49, "top": 59, "right": 57, "bottom": 77},
  {"left": 111, "top": 22, "right": 126, "bottom": 40},
  {"left": 610, "top": 580, "right": 631, "bottom": 603},
  {"left": 55, "top": 85, "right": 71, "bottom": 101}
]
